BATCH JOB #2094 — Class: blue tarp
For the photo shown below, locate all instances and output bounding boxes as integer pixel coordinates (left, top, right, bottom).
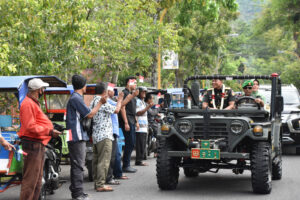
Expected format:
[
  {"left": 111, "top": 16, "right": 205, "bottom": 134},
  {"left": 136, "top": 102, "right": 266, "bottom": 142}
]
[{"left": 0, "top": 76, "right": 67, "bottom": 105}]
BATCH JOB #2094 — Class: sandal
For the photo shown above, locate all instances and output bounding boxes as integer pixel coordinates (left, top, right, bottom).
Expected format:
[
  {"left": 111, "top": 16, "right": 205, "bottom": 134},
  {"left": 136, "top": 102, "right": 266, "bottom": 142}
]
[
  {"left": 135, "top": 162, "right": 148, "bottom": 166},
  {"left": 115, "top": 175, "right": 129, "bottom": 180},
  {"left": 96, "top": 186, "right": 114, "bottom": 192},
  {"left": 107, "top": 179, "right": 120, "bottom": 185}
]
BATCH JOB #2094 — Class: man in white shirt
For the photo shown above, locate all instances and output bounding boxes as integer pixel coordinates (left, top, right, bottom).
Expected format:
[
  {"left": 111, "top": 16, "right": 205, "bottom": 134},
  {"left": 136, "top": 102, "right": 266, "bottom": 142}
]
[{"left": 135, "top": 87, "right": 153, "bottom": 166}]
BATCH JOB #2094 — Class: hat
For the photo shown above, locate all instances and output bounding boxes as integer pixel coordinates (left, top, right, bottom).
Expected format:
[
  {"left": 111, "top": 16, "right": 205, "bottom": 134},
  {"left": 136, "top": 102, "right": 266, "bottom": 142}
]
[
  {"left": 28, "top": 78, "right": 49, "bottom": 90},
  {"left": 138, "top": 86, "right": 147, "bottom": 92},
  {"left": 72, "top": 75, "right": 87, "bottom": 90},
  {"left": 242, "top": 80, "right": 254, "bottom": 88}
]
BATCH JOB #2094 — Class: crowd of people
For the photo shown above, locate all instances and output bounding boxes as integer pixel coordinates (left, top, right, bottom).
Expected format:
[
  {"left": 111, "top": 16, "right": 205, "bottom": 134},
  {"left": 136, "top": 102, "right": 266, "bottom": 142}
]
[{"left": 0, "top": 75, "right": 266, "bottom": 200}]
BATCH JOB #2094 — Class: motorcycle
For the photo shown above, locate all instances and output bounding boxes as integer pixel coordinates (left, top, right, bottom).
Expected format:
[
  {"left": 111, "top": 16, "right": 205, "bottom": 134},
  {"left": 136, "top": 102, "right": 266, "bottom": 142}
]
[
  {"left": 146, "top": 113, "right": 164, "bottom": 157},
  {"left": 39, "top": 123, "right": 65, "bottom": 200}
]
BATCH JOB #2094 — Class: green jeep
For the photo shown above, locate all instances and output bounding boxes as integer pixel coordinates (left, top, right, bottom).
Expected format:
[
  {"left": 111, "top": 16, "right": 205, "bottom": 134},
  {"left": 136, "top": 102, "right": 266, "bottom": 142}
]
[{"left": 156, "top": 74, "right": 283, "bottom": 194}]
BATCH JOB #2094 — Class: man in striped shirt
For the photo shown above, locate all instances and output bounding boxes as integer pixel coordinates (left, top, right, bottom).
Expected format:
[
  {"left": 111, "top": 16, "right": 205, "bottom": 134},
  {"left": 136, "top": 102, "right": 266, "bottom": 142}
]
[{"left": 135, "top": 86, "right": 153, "bottom": 166}]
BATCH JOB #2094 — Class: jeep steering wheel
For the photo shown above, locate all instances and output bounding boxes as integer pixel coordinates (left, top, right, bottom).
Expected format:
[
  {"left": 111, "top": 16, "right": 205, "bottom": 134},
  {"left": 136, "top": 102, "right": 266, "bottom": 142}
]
[{"left": 236, "top": 96, "right": 261, "bottom": 110}]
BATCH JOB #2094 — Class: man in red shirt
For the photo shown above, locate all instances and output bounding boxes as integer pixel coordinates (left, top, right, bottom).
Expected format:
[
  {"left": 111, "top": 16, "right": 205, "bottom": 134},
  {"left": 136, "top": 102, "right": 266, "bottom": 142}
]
[{"left": 19, "top": 78, "right": 61, "bottom": 200}]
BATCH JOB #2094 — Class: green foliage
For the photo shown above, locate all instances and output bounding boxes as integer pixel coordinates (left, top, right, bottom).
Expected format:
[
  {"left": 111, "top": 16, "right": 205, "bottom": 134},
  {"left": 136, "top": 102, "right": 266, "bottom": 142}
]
[{"left": 244, "top": 0, "right": 300, "bottom": 88}]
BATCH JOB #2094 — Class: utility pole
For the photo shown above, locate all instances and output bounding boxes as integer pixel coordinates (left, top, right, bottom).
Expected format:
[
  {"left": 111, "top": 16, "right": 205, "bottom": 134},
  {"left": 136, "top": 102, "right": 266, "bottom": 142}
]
[{"left": 157, "top": 8, "right": 167, "bottom": 89}]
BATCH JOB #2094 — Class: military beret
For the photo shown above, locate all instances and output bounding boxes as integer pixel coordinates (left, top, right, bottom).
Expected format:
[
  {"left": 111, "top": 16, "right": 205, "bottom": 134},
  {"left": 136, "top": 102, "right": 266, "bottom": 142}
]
[{"left": 242, "top": 80, "right": 253, "bottom": 88}]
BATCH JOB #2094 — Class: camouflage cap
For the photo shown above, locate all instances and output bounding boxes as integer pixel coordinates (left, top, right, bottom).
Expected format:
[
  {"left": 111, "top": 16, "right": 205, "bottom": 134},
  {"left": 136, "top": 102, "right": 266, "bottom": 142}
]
[{"left": 242, "top": 80, "right": 253, "bottom": 88}]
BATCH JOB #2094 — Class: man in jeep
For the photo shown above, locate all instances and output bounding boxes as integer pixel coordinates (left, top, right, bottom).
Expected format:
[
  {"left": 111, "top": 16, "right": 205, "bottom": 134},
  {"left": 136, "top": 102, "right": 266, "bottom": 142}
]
[
  {"left": 238, "top": 80, "right": 264, "bottom": 107},
  {"left": 202, "top": 78, "right": 235, "bottom": 110}
]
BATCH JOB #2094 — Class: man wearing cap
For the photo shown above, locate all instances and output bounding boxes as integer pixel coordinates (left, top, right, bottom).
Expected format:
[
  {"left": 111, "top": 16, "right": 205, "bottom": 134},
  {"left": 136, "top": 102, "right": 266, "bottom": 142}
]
[
  {"left": 135, "top": 86, "right": 154, "bottom": 166},
  {"left": 19, "top": 78, "right": 61, "bottom": 200},
  {"left": 66, "top": 75, "right": 106, "bottom": 200},
  {"left": 202, "top": 79, "right": 235, "bottom": 110},
  {"left": 239, "top": 80, "right": 264, "bottom": 107}
]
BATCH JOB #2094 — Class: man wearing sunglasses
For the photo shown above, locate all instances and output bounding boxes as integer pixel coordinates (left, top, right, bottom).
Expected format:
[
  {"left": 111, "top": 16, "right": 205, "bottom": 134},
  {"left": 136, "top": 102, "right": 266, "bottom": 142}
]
[{"left": 241, "top": 80, "right": 264, "bottom": 107}]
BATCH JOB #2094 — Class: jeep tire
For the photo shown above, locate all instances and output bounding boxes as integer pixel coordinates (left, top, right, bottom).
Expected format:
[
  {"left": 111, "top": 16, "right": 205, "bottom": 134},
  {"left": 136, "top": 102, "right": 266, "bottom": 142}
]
[
  {"left": 156, "top": 138, "right": 180, "bottom": 190},
  {"left": 251, "top": 142, "right": 272, "bottom": 194},
  {"left": 272, "top": 140, "right": 282, "bottom": 180}
]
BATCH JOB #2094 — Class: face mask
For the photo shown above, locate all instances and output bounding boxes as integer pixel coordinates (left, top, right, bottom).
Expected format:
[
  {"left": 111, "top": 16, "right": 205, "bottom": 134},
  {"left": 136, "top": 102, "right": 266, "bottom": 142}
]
[{"left": 39, "top": 89, "right": 44, "bottom": 98}]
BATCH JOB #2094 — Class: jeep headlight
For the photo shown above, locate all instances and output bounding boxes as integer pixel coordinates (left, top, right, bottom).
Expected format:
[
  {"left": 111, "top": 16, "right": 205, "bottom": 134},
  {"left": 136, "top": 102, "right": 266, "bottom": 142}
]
[
  {"left": 230, "top": 120, "right": 244, "bottom": 135},
  {"left": 292, "top": 119, "right": 300, "bottom": 130},
  {"left": 177, "top": 120, "right": 193, "bottom": 134}
]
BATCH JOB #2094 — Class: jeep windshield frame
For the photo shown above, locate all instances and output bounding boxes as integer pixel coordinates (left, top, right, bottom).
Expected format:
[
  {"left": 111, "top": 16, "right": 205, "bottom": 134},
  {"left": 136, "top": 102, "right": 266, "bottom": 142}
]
[{"left": 180, "top": 74, "right": 282, "bottom": 120}]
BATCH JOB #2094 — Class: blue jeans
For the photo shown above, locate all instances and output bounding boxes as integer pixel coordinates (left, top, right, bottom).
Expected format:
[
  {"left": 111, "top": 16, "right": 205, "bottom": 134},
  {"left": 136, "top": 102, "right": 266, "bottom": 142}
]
[
  {"left": 122, "top": 122, "right": 136, "bottom": 168},
  {"left": 113, "top": 138, "right": 123, "bottom": 178}
]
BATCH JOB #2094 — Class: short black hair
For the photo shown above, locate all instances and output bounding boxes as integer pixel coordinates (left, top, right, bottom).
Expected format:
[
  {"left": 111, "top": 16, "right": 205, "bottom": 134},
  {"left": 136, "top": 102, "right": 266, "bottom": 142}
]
[
  {"left": 253, "top": 79, "right": 260, "bottom": 85},
  {"left": 95, "top": 82, "right": 106, "bottom": 94},
  {"left": 72, "top": 74, "right": 86, "bottom": 90},
  {"left": 125, "top": 76, "right": 136, "bottom": 85},
  {"left": 145, "top": 93, "right": 152, "bottom": 103}
]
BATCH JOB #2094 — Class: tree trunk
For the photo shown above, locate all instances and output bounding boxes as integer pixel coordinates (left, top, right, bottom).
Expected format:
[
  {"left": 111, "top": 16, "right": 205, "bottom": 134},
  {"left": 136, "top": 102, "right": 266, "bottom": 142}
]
[
  {"left": 111, "top": 67, "right": 119, "bottom": 84},
  {"left": 293, "top": 31, "right": 300, "bottom": 57},
  {"left": 151, "top": 53, "right": 158, "bottom": 87}
]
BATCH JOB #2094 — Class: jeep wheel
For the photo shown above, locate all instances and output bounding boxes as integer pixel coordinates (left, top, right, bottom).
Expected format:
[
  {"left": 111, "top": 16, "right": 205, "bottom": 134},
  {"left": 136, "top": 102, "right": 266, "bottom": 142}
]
[
  {"left": 183, "top": 168, "right": 198, "bottom": 177},
  {"left": 272, "top": 140, "right": 282, "bottom": 180},
  {"left": 156, "top": 138, "right": 180, "bottom": 190},
  {"left": 251, "top": 142, "right": 272, "bottom": 194}
]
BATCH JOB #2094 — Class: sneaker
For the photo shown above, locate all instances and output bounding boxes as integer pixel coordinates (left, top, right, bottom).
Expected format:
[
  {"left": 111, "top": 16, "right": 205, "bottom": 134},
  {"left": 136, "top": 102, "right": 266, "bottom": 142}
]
[
  {"left": 122, "top": 166, "right": 137, "bottom": 173},
  {"left": 72, "top": 195, "right": 89, "bottom": 200},
  {"left": 82, "top": 193, "right": 89, "bottom": 198}
]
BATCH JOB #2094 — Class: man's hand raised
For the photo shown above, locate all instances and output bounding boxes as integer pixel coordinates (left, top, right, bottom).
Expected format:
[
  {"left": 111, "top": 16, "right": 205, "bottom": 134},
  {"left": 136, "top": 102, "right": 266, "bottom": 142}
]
[
  {"left": 133, "top": 89, "right": 139, "bottom": 97},
  {"left": 100, "top": 95, "right": 108, "bottom": 104},
  {"left": 118, "top": 92, "right": 124, "bottom": 100}
]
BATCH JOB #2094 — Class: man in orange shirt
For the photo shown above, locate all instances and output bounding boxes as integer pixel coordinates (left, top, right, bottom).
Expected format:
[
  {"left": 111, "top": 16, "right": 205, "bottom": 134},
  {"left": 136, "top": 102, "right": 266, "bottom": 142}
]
[{"left": 19, "top": 78, "right": 61, "bottom": 200}]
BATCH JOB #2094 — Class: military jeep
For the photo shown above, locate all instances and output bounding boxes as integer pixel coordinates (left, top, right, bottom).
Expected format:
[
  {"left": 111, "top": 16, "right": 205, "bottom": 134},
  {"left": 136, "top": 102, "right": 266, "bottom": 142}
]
[{"left": 156, "top": 74, "right": 283, "bottom": 194}]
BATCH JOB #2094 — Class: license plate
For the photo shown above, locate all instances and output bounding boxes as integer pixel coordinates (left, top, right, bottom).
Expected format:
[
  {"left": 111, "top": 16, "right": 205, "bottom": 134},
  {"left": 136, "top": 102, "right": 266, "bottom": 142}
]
[{"left": 191, "top": 148, "right": 220, "bottom": 160}]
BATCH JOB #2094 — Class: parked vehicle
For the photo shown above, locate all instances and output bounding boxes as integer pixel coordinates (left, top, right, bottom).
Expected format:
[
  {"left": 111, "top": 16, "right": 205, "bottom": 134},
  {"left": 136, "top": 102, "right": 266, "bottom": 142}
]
[
  {"left": 156, "top": 74, "right": 283, "bottom": 194},
  {"left": 259, "top": 84, "right": 300, "bottom": 151},
  {"left": 0, "top": 76, "right": 67, "bottom": 199}
]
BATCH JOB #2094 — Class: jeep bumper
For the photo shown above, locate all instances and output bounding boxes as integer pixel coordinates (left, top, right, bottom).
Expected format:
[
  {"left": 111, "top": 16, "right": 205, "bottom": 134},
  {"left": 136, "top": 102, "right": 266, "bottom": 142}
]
[{"left": 167, "top": 151, "right": 250, "bottom": 159}]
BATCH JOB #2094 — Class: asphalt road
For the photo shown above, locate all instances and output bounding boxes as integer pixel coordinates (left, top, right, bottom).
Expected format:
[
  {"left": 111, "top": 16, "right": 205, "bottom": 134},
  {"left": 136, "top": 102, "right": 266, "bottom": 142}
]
[{"left": 1, "top": 153, "right": 300, "bottom": 200}]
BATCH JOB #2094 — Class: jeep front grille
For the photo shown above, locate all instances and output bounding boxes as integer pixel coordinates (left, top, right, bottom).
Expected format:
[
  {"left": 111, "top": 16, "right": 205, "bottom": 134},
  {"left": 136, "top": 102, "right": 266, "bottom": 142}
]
[{"left": 193, "top": 122, "right": 228, "bottom": 140}]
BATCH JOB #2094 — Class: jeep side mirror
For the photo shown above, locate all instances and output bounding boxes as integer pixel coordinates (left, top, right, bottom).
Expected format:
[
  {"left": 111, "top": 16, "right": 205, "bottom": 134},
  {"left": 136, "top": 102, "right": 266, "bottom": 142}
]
[{"left": 275, "top": 95, "right": 284, "bottom": 113}]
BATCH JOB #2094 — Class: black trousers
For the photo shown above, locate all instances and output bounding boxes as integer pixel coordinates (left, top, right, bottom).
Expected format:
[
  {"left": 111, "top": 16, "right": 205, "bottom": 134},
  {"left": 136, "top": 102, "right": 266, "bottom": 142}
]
[
  {"left": 68, "top": 141, "right": 86, "bottom": 198},
  {"left": 135, "top": 132, "right": 147, "bottom": 164},
  {"left": 106, "top": 135, "right": 117, "bottom": 182}
]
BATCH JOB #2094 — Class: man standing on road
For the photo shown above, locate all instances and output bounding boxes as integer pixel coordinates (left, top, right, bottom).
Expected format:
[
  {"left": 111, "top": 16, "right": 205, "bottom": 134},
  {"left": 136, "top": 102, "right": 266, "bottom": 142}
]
[
  {"left": 19, "top": 78, "right": 61, "bottom": 200},
  {"left": 90, "top": 82, "right": 123, "bottom": 192},
  {"left": 202, "top": 78, "right": 235, "bottom": 110},
  {"left": 135, "top": 86, "right": 153, "bottom": 166},
  {"left": 106, "top": 83, "right": 129, "bottom": 185},
  {"left": 119, "top": 76, "right": 139, "bottom": 173},
  {"left": 66, "top": 75, "right": 106, "bottom": 200}
]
